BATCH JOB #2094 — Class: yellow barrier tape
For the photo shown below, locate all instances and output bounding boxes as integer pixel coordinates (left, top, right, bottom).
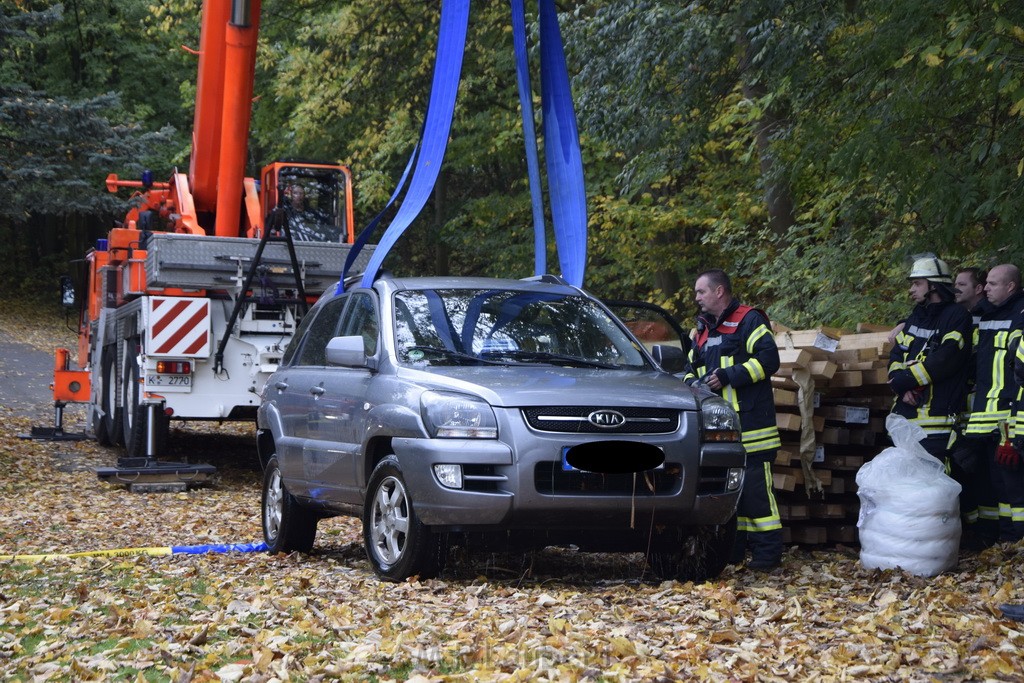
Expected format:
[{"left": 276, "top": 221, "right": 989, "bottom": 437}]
[{"left": 0, "top": 547, "right": 174, "bottom": 562}]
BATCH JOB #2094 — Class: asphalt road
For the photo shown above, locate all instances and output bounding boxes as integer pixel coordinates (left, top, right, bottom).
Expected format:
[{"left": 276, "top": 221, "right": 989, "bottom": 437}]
[
  {"left": 0, "top": 339, "right": 78, "bottom": 421},
  {"left": 0, "top": 337, "right": 259, "bottom": 474}
]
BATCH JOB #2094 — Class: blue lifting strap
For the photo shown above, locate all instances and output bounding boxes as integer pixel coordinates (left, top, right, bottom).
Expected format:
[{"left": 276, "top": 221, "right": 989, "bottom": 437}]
[
  {"left": 538, "top": 0, "right": 587, "bottom": 288},
  {"left": 337, "top": 142, "right": 418, "bottom": 293},
  {"left": 342, "top": 0, "right": 587, "bottom": 290},
  {"left": 512, "top": 0, "right": 547, "bottom": 277},
  {"left": 357, "top": 0, "right": 470, "bottom": 289}
]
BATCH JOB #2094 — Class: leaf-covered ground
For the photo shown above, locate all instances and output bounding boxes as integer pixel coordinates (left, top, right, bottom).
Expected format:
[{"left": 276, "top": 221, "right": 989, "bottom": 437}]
[{"left": 1, "top": 301, "right": 1022, "bottom": 681}]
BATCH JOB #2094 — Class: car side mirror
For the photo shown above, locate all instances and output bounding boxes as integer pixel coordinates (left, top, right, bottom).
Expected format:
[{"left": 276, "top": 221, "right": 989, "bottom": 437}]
[
  {"left": 326, "top": 335, "right": 367, "bottom": 367},
  {"left": 651, "top": 344, "right": 686, "bottom": 374},
  {"left": 60, "top": 275, "right": 76, "bottom": 309}
]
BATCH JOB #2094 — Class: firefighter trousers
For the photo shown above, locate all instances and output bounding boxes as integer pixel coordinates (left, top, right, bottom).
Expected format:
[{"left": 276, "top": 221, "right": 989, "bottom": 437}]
[
  {"left": 733, "top": 450, "right": 783, "bottom": 562},
  {"left": 953, "top": 434, "right": 1001, "bottom": 545},
  {"left": 992, "top": 453, "right": 1024, "bottom": 543}
]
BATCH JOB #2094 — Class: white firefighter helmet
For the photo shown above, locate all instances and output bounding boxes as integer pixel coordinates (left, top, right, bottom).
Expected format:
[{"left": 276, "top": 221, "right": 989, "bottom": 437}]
[{"left": 908, "top": 254, "right": 952, "bottom": 284}]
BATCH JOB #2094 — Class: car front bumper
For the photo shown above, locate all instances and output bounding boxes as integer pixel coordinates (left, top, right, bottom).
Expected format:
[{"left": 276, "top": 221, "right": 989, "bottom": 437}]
[{"left": 391, "top": 433, "right": 744, "bottom": 532}]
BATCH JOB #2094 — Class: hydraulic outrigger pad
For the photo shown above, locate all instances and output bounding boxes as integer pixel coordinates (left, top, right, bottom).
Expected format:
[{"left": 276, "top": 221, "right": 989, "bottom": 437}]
[
  {"left": 19, "top": 401, "right": 89, "bottom": 442},
  {"left": 95, "top": 461, "right": 217, "bottom": 493},
  {"left": 95, "top": 404, "right": 216, "bottom": 492}
]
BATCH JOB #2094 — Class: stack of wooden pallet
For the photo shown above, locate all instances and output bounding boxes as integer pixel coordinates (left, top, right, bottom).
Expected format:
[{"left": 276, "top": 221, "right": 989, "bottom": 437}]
[{"left": 771, "top": 324, "right": 896, "bottom": 545}]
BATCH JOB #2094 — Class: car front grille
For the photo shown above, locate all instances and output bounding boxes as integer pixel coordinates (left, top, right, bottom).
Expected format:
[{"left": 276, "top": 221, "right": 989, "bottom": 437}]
[
  {"left": 534, "top": 462, "right": 682, "bottom": 495},
  {"left": 522, "top": 406, "right": 679, "bottom": 434}
]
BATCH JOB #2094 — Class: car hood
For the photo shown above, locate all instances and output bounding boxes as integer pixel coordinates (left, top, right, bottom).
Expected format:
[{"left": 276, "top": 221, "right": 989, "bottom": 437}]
[{"left": 395, "top": 365, "right": 702, "bottom": 409}]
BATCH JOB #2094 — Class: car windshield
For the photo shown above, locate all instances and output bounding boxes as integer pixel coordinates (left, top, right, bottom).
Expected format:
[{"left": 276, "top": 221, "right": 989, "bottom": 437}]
[{"left": 392, "top": 288, "right": 649, "bottom": 369}]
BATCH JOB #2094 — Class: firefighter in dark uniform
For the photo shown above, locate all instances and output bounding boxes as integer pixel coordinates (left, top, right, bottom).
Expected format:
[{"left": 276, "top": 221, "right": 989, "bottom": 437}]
[
  {"left": 887, "top": 255, "right": 972, "bottom": 463},
  {"left": 949, "top": 267, "right": 992, "bottom": 534},
  {"left": 683, "top": 269, "right": 783, "bottom": 570},
  {"left": 1008, "top": 335, "right": 1024, "bottom": 542},
  {"left": 961, "top": 263, "right": 1024, "bottom": 545}
]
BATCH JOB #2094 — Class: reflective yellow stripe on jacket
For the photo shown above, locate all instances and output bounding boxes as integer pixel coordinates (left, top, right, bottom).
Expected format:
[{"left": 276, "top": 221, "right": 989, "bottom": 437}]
[{"left": 743, "top": 426, "right": 782, "bottom": 454}]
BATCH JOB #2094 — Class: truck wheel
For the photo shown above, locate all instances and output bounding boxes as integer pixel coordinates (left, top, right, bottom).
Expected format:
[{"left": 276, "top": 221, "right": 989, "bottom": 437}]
[
  {"left": 95, "top": 345, "right": 123, "bottom": 447},
  {"left": 121, "top": 338, "right": 141, "bottom": 450},
  {"left": 647, "top": 516, "right": 737, "bottom": 583},
  {"left": 262, "top": 456, "right": 317, "bottom": 553},
  {"left": 363, "top": 455, "right": 444, "bottom": 581},
  {"left": 121, "top": 338, "right": 167, "bottom": 459}
]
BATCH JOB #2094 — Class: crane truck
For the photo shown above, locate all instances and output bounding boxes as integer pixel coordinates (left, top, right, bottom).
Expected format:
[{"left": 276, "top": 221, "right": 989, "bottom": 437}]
[{"left": 46, "top": 0, "right": 371, "bottom": 486}]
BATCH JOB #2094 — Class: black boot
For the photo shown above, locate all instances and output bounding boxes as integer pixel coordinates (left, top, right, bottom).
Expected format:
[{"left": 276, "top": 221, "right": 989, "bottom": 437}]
[{"left": 999, "top": 604, "right": 1024, "bottom": 622}]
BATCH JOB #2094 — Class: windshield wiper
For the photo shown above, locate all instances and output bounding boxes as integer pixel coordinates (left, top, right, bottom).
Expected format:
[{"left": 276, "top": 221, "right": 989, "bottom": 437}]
[
  {"left": 488, "top": 350, "right": 619, "bottom": 369},
  {"left": 405, "top": 346, "right": 502, "bottom": 366}
]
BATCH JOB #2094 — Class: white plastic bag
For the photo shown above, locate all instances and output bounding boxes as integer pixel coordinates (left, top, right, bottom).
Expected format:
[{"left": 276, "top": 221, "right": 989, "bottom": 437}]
[{"left": 856, "top": 414, "right": 962, "bottom": 576}]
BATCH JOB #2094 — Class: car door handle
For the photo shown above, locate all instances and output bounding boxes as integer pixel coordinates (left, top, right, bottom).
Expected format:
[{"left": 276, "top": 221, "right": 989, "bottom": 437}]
[
  {"left": 310, "top": 385, "right": 325, "bottom": 396},
  {"left": 274, "top": 381, "right": 289, "bottom": 391}
]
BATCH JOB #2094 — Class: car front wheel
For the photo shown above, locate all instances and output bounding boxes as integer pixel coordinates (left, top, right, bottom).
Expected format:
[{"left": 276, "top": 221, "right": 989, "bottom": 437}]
[
  {"left": 363, "top": 455, "right": 443, "bottom": 581},
  {"left": 648, "top": 516, "right": 737, "bottom": 583},
  {"left": 262, "top": 455, "right": 317, "bottom": 554}
]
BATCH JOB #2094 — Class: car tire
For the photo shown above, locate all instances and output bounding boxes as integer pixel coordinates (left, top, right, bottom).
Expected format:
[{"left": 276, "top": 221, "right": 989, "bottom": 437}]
[
  {"left": 648, "top": 516, "right": 737, "bottom": 583},
  {"left": 262, "top": 455, "right": 317, "bottom": 554},
  {"left": 363, "top": 455, "right": 444, "bottom": 581}
]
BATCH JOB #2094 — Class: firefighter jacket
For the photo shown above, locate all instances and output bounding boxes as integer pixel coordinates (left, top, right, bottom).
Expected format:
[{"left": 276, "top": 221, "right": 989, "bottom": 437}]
[
  {"left": 965, "top": 299, "right": 994, "bottom": 411},
  {"left": 965, "top": 291, "right": 1024, "bottom": 436},
  {"left": 1011, "top": 308, "right": 1024, "bottom": 438},
  {"left": 888, "top": 299, "right": 972, "bottom": 436},
  {"left": 683, "top": 299, "right": 781, "bottom": 454}
]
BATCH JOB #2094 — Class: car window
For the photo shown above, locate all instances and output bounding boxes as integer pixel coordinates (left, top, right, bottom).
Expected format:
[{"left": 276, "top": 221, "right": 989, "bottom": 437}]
[
  {"left": 393, "top": 288, "right": 648, "bottom": 368},
  {"left": 295, "top": 295, "right": 349, "bottom": 366},
  {"left": 281, "top": 306, "right": 319, "bottom": 367},
  {"left": 603, "top": 300, "right": 692, "bottom": 356},
  {"left": 340, "top": 292, "right": 379, "bottom": 356}
]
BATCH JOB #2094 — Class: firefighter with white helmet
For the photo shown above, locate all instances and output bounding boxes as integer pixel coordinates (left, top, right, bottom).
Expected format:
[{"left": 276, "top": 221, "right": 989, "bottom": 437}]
[
  {"left": 888, "top": 253, "right": 973, "bottom": 467},
  {"left": 907, "top": 254, "right": 954, "bottom": 284}
]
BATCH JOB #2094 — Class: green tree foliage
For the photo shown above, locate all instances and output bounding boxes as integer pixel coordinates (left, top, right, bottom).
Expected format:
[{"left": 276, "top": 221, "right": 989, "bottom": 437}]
[
  {"left": 4, "top": 0, "right": 1024, "bottom": 326},
  {"left": 251, "top": 0, "right": 551, "bottom": 281},
  {"left": 0, "top": 2, "right": 174, "bottom": 296},
  {"left": 565, "top": 0, "right": 1024, "bottom": 326}
]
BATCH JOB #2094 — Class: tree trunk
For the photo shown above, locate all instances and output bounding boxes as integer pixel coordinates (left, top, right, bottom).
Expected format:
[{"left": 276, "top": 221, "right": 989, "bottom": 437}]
[
  {"left": 434, "top": 170, "right": 450, "bottom": 276},
  {"left": 653, "top": 230, "right": 682, "bottom": 295},
  {"left": 738, "top": 33, "right": 795, "bottom": 238}
]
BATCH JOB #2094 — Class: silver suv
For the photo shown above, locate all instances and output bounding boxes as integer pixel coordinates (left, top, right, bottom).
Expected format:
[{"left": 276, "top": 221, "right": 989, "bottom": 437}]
[{"left": 257, "top": 275, "right": 746, "bottom": 581}]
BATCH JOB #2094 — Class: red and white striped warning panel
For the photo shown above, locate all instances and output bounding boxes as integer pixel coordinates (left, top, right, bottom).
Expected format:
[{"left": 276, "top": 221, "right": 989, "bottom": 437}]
[{"left": 146, "top": 297, "right": 211, "bottom": 358}]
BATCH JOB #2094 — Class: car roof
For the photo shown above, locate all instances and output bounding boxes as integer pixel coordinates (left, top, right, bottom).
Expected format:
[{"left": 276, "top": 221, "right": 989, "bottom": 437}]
[{"left": 374, "top": 275, "right": 583, "bottom": 296}]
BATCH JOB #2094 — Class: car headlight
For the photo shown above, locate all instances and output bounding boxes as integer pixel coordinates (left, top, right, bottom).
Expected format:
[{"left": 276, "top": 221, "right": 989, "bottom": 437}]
[
  {"left": 700, "top": 397, "right": 741, "bottom": 442},
  {"left": 421, "top": 391, "right": 498, "bottom": 439}
]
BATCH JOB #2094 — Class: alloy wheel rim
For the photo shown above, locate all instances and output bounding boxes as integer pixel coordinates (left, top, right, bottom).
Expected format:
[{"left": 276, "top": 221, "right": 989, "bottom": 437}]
[
  {"left": 265, "top": 468, "right": 284, "bottom": 541},
  {"left": 371, "top": 476, "right": 409, "bottom": 564}
]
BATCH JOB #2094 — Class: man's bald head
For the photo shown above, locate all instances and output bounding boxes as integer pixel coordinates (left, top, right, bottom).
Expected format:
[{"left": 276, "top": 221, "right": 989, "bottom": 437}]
[{"left": 984, "top": 264, "right": 1021, "bottom": 307}]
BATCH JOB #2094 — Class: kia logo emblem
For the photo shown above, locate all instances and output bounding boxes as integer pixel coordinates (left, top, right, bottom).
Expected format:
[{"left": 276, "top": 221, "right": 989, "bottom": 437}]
[{"left": 588, "top": 409, "right": 625, "bottom": 428}]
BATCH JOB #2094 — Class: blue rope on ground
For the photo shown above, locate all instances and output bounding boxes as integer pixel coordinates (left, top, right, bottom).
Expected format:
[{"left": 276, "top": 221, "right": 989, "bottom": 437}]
[{"left": 1, "top": 541, "right": 268, "bottom": 562}]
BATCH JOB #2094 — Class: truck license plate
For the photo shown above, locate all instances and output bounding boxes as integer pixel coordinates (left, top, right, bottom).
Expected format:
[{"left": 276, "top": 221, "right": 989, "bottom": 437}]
[{"left": 147, "top": 374, "right": 191, "bottom": 387}]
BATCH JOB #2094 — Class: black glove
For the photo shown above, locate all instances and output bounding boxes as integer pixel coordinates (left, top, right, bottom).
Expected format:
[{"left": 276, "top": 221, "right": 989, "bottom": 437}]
[{"left": 888, "top": 369, "right": 917, "bottom": 395}]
